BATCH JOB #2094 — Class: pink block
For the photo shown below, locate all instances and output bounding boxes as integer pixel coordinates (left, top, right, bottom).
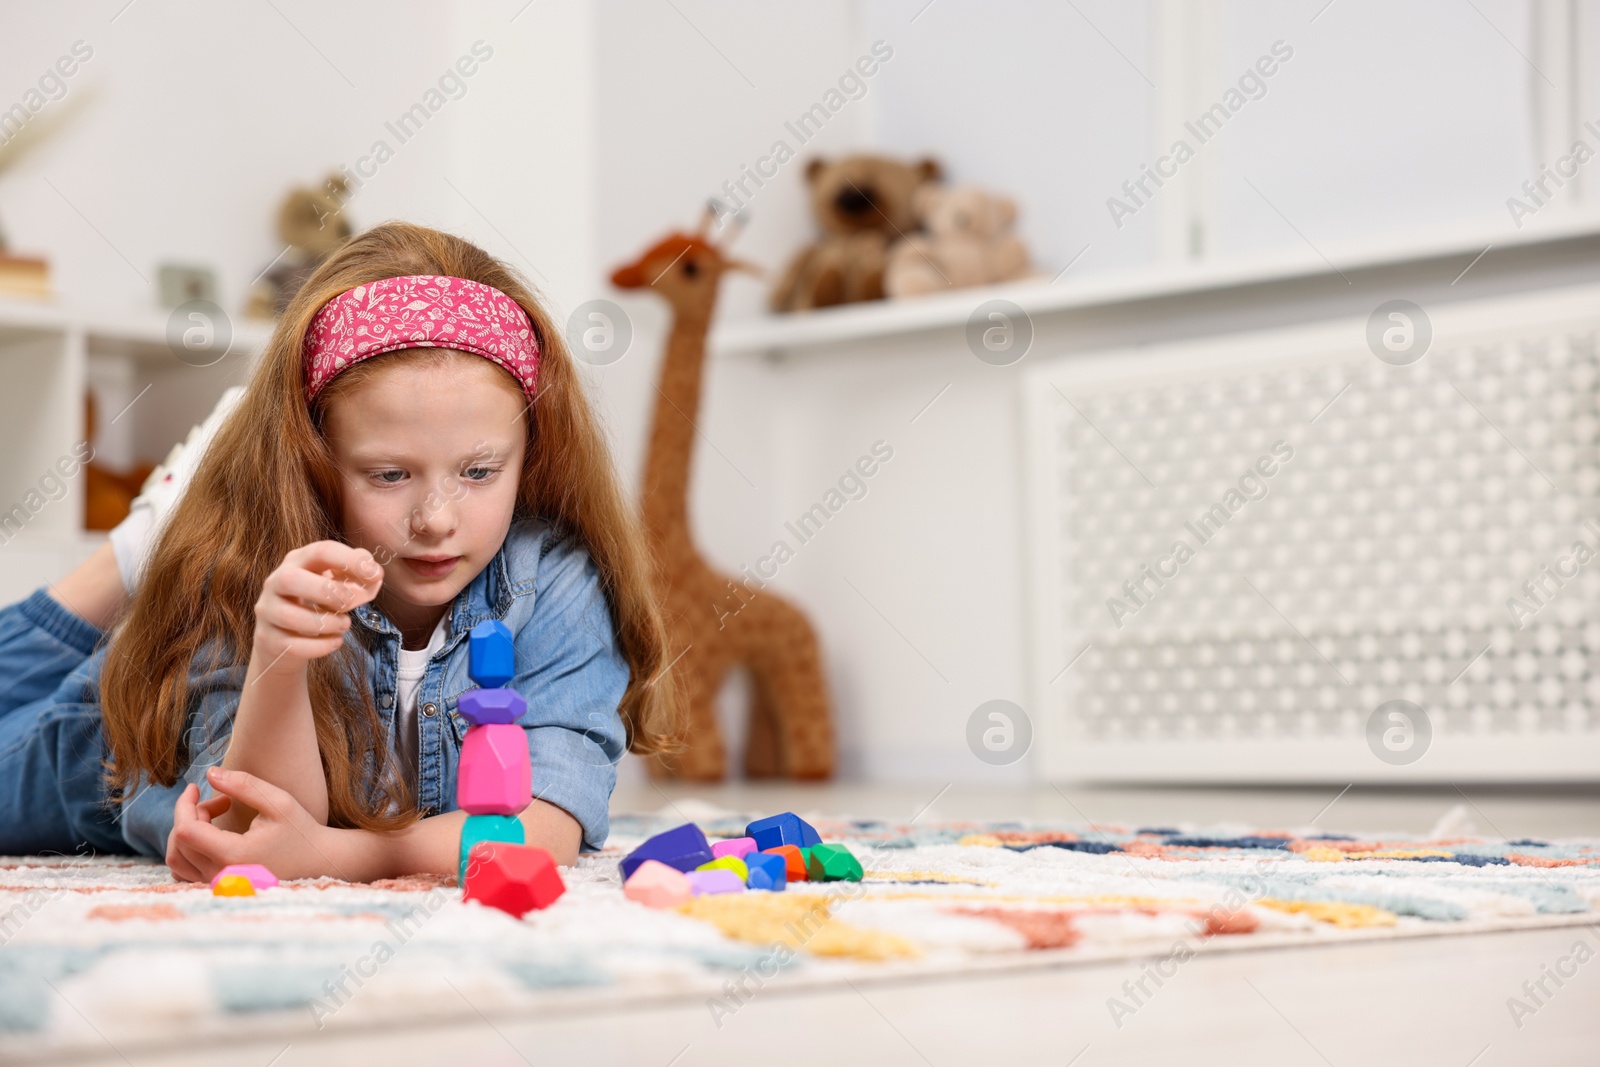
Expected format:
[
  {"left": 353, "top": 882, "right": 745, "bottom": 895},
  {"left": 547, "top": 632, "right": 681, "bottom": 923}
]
[
  {"left": 711, "top": 837, "right": 757, "bottom": 861},
  {"left": 209, "top": 864, "right": 278, "bottom": 891},
  {"left": 686, "top": 869, "right": 745, "bottom": 896},
  {"left": 458, "top": 723, "right": 531, "bottom": 815},
  {"left": 624, "top": 859, "right": 692, "bottom": 909}
]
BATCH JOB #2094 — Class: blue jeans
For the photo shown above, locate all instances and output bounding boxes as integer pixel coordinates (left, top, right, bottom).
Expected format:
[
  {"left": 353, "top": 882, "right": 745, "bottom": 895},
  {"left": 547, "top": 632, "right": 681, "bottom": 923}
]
[{"left": 0, "top": 588, "right": 132, "bottom": 855}]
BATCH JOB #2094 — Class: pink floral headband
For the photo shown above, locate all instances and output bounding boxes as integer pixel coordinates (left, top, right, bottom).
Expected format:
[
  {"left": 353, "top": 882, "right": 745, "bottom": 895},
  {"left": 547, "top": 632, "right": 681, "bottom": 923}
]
[{"left": 303, "top": 274, "right": 540, "bottom": 406}]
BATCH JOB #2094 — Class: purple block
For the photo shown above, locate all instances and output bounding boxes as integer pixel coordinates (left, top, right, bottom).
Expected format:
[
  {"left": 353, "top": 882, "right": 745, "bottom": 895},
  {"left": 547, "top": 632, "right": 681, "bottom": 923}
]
[
  {"left": 619, "top": 822, "right": 714, "bottom": 881},
  {"left": 458, "top": 688, "right": 527, "bottom": 726},
  {"left": 686, "top": 869, "right": 745, "bottom": 896},
  {"left": 711, "top": 837, "right": 757, "bottom": 861}
]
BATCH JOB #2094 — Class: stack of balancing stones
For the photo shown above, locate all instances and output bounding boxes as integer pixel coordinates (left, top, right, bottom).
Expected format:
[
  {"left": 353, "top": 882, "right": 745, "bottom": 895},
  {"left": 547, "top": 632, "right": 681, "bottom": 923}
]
[
  {"left": 620, "top": 811, "right": 863, "bottom": 908},
  {"left": 455, "top": 619, "right": 564, "bottom": 917}
]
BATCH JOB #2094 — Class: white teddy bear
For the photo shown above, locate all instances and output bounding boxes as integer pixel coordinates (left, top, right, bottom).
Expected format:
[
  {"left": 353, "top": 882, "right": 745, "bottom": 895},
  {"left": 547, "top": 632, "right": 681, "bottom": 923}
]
[{"left": 885, "top": 184, "right": 1036, "bottom": 298}]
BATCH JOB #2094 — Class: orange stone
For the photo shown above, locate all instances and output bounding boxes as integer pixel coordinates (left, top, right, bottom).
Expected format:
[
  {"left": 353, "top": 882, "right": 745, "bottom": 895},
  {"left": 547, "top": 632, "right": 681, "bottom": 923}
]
[{"left": 765, "top": 845, "right": 807, "bottom": 882}]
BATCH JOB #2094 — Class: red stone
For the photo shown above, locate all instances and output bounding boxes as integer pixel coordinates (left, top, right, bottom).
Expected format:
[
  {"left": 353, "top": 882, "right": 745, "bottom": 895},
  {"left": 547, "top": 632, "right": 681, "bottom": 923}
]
[{"left": 462, "top": 842, "right": 565, "bottom": 917}]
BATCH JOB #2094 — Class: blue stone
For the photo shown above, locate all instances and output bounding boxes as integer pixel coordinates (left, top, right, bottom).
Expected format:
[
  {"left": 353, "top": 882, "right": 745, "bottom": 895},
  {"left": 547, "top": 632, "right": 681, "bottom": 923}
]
[
  {"left": 744, "top": 851, "right": 787, "bottom": 891},
  {"left": 469, "top": 619, "right": 516, "bottom": 688},
  {"left": 745, "top": 812, "right": 821, "bottom": 851}
]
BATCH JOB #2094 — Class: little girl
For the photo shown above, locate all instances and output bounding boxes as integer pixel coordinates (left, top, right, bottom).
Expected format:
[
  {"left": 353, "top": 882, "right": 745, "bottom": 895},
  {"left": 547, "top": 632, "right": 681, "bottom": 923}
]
[{"left": 0, "top": 222, "right": 680, "bottom": 881}]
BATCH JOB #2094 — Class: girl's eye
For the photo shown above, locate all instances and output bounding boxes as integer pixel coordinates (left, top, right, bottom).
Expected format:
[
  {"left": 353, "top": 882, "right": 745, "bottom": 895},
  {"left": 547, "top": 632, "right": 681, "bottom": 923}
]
[
  {"left": 464, "top": 466, "right": 499, "bottom": 482},
  {"left": 373, "top": 470, "right": 406, "bottom": 484}
]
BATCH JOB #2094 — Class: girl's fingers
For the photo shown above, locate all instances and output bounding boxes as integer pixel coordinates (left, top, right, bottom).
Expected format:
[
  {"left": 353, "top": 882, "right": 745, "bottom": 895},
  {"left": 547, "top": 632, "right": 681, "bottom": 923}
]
[
  {"left": 259, "top": 598, "right": 353, "bottom": 639},
  {"left": 269, "top": 566, "right": 374, "bottom": 615},
  {"left": 206, "top": 766, "right": 299, "bottom": 821},
  {"left": 171, "top": 841, "right": 208, "bottom": 883},
  {"left": 175, "top": 819, "right": 245, "bottom": 872},
  {"left": 284, "top": 542, "right": 384, "bottom": 595},
  {"left": 196, "top": 795, "right": 232, "bottom": 823},
  {"left": 167, "top": 849, "right": 202, "bottom": 883},
  {"left": 172, "top": 782, "right": 199, "bottom": 826},
  {"left": 259, "top": 630, "right": 348, "bottom": 662}
]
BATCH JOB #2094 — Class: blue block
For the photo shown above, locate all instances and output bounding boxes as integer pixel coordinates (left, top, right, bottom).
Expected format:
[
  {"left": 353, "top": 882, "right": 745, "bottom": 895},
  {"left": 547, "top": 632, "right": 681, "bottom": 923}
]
[
  {"left": 458, "top": 687, "right": 526, "bottom": 726},
  {"left": 744, "top": 851, "right": 787, "bottom": 892},
  {"left": 619, "top": 823, "right": 714, "bottom": 881},
  {"left": 469, "top": 620, "right": 516, "bottom": 688},
  {"left": 745, "top": 812, "right": 821, "bottom": 851}
]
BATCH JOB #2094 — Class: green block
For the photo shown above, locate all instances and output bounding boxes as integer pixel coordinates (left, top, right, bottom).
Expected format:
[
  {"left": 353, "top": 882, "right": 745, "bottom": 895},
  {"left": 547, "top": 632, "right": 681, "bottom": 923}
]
[
  {"left": 804, "top": 843, "right": 862, "bottom": 882},
  {"left": 695, "top": 856, "right": 749, "bottom": 882},
  {"left": 459, "top": 814, "right": 524, "bottom": 884}
]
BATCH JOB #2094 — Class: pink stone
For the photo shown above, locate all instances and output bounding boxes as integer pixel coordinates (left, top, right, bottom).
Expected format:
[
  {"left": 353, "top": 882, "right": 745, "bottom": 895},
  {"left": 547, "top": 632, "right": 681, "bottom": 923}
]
[
  {"left": 686, "top": 869, "right": 745, "bottom": 896},
  {"left": 711, "top": 837, "right": 757, "bottom": 861},
  {"left": 457, "top": 723, "right": 532, "bottom": 815},
  {"left": 623, "top": 859, "right": 692, "bottom": 909},
  {"left": 210, "top": 864, "right": 278, "bottom": 891}
]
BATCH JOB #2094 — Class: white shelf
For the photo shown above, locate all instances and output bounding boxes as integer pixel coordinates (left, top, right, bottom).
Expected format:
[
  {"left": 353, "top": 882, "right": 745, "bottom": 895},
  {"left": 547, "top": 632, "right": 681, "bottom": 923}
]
[
  {"left": 710, "top": 208, "right": 1600, "bottom": 359},
  {"left": 0, "top": 298, "right": 277, "bottom": 359},
  {"left": 0, "top": 300, "right": 275, "bottom": 602}
]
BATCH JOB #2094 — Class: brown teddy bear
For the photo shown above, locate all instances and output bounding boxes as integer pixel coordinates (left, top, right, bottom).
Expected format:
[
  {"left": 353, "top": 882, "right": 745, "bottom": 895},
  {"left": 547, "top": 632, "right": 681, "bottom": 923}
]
[
  {"left": 885, "top": 184, "right": 1036, "bottom": 298},
  {"left": 245, "top": 173, "right": 355, "bottom": 319},
  {"left": 769, "top": 153, "right": 942, "bottom": 313}
]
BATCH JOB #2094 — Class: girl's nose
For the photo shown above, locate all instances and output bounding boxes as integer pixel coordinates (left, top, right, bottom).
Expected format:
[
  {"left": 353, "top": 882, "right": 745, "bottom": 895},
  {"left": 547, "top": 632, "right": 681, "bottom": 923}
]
[{"left": 410, "top": 490, "right": 459, "bottom": 540}]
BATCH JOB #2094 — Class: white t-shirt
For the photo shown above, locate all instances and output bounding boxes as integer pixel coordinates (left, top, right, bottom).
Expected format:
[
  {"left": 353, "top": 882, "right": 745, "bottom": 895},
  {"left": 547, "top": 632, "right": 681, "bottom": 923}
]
[{"left": 394, "top": 614, "right": 450, "bottom": 793}]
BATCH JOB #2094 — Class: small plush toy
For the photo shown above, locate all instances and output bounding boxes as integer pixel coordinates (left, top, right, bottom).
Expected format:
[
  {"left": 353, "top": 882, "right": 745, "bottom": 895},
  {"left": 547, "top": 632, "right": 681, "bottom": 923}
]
[
  {"left": 245, "top": 172, "right": 355, "bottom": 320},
  {"left": 885, "top": 184, "right": 1037, "bottom": 298},
  {"left": 769, "top": 153, "right": 943, "bottom": 313}
]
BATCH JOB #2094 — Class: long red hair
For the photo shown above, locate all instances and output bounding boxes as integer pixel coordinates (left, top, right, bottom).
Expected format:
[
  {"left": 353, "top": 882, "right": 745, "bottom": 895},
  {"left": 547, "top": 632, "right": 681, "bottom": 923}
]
[{"left": 98, "top": 221, "right": 682, "bottom": 831}]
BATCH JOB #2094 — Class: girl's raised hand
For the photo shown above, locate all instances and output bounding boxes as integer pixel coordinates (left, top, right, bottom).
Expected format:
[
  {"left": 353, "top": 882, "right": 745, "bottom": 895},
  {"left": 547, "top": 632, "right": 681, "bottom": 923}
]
[{"left": 252, "top": 540, "right": 383, "bottom": 671}]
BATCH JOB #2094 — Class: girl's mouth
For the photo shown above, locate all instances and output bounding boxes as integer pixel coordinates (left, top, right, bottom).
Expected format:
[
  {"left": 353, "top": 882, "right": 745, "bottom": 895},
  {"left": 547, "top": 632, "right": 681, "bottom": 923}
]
[{"left": 403, "top": 555, "right": 460, "bottom": 578}]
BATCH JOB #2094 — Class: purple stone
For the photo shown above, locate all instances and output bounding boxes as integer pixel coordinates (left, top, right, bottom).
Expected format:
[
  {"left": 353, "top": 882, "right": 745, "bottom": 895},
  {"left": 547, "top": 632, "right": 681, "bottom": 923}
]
[
  {"left": 619, "top": 823, "right": 714, "bottom": 881},
  {"left": 458, "top": 688, "right": 526, "bottom": 726},
  {"left": 686, "top": 869, "right": 745, "bottom": 896}
]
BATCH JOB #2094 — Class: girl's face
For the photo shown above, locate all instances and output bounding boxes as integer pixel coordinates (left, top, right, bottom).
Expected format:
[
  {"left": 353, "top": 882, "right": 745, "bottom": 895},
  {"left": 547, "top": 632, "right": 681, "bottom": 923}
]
[{"left": 322, "top": 353, "right": 527, "bottom": 638}]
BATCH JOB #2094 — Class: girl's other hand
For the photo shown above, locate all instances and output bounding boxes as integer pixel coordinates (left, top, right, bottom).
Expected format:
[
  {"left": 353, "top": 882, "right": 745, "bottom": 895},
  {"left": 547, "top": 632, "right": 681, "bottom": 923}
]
[
  {"left": 167, "top": 768, "right": 346, "bottom": 883},
  {"left": 165, "top": 782, "right": 232, "bottom": 882},
  {"left": 252, "top": 540, "right": 383, "bottom": 670}
]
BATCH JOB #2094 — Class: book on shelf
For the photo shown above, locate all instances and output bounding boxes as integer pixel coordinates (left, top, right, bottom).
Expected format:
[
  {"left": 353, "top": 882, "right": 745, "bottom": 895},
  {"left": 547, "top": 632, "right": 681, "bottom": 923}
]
[{"left": 0, "top": 253, "right": 50, "bottom": 299}]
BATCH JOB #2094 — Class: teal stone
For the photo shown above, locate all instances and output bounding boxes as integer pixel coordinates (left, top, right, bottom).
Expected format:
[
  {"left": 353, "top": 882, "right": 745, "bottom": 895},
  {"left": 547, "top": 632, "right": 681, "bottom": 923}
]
[{"left": 459, "top": 814, "right": 524, "bottom": 884}]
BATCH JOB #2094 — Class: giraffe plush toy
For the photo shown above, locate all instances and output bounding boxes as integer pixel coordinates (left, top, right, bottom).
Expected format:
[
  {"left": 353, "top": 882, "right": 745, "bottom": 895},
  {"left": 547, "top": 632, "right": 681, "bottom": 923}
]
[{"left": 610, "top": 208, "right": 836, "bottom": 780}]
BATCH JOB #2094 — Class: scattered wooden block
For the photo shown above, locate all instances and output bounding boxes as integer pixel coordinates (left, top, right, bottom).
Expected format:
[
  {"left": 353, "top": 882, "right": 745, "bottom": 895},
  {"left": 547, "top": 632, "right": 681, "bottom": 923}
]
[
  {"left": 745, "top": 812, "right": 822, "bottom": 851},
  {"left": 468, "top": 619, "right": 516, "bottom": 688},
  {"left": 765, "top": 845, "right": 808, "bottom": 882},
  {"left": 744, "top": 851, "right": 787, "bottom": 892},
  {"left": 457, "top": 723, "right": 532, "bottom": 815},
  {"left": 210, "top": 864, "right": 278, "bottom": 891},
  {"left": 459, "top": 813, "right": 525, "bottom": 884},
  {"left": 211, "top": 874, "right": 255, "bottom": 897},
  {"left": 804, "top": 843, "right": 863, "bottom": 882},
  {"left": 695, "top": 856, "right": 749, "bottom": 882},
  {"left": 623, "top": 860, "right": 692, "bottom": 909},
  {"left": 686, "top": 869, "right": 744, "bottom": 896},
  {"left": 619, "top": 823, "right": 714, "bottom": 881},
  {"left": 711, "top": 836, "right": 757, "bottom": 861},
  {"left": 463, "top": 842, "right": 565, "bottom": 917}
]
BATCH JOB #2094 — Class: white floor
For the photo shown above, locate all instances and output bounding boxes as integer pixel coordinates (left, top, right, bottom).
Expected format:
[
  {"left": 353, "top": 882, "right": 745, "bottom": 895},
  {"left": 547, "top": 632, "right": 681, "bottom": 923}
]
[{"left": 41, "top": 783, "right": 1600, "bottom": 1067}]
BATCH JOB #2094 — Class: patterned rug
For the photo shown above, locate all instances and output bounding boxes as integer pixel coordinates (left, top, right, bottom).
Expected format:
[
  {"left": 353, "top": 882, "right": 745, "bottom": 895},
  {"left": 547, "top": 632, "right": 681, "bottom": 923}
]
[{"left": 3, "top": 808, "right": 1598, "bottom": 1057}]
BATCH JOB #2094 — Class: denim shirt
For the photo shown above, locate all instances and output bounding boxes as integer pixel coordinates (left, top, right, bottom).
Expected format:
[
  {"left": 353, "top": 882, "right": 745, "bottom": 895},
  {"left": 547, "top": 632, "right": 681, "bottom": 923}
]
[{"left": 118, "top": 516, "right": 630, "bottom": 858}]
